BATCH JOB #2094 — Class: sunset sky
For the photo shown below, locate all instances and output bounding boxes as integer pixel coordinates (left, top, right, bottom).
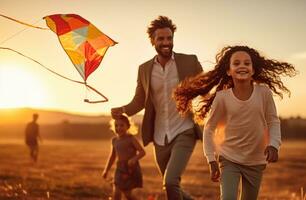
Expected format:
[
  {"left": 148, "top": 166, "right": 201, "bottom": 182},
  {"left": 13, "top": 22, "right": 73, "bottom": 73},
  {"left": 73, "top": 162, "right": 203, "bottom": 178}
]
[{"left": 1, "top": 0, "right": 306, "bottom": 117}]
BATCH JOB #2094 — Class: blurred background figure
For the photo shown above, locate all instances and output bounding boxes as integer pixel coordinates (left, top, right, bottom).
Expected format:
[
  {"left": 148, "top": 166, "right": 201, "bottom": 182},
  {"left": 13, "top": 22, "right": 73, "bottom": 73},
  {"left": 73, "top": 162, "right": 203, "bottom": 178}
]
[{"left": 25, "top": 113, "right": 42, "bottom": 162}]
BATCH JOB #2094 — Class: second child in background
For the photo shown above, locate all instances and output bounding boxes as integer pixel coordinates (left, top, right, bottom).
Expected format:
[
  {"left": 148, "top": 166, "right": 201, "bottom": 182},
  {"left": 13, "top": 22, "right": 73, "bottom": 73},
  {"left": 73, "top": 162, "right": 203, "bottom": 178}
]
[{"left": 102, "top": 115, "right": 145, "bottom": 200}]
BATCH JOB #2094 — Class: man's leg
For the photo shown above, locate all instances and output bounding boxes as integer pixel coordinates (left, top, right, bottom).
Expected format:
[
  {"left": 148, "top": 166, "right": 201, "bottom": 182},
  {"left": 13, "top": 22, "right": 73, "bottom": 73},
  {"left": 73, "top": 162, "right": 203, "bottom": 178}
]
[
  {"left": 163, "top": 128, "right": 196, "bottom": 200},
  {"left": 154, "top": 142, "right": 171, "bottom": 176}
]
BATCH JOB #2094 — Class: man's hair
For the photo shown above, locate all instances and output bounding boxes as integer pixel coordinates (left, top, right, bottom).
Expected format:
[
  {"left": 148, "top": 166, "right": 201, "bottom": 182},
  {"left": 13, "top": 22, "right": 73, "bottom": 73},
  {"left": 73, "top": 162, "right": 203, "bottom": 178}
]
[{"left": 147, "top": 16, "right": 177, "bottom": 40}]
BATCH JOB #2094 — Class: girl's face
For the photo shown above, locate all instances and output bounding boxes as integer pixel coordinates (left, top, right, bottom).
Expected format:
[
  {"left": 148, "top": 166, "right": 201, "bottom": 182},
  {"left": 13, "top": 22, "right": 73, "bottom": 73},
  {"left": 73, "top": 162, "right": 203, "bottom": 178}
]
[
  {"left": 227, "top": 51, "right": 254, "bottom": 82},
  {"left": 114, "top": 119, "right": 129, "bottom": 136}
]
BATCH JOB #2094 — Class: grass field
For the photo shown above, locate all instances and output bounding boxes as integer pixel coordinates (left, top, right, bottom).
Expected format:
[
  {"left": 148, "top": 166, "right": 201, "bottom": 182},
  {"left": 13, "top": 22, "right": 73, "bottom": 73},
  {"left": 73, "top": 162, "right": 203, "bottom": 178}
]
[{"left": 0, "top": 139, "right": 305, "bottom": 200}]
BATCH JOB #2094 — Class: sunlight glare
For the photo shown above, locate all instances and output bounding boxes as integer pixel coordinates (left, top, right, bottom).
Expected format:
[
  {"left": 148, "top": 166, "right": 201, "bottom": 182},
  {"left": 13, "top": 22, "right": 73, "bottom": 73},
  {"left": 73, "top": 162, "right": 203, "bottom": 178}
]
[{"left": 0, "top": 63, "right": 48, "bottom": 108}]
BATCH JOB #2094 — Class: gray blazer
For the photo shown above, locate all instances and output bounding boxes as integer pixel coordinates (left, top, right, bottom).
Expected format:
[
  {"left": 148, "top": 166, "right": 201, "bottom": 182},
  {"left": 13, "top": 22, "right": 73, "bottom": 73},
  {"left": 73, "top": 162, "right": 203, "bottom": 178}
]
[{"left": 124, "top": 52, "right": 203, "bottom": 146}]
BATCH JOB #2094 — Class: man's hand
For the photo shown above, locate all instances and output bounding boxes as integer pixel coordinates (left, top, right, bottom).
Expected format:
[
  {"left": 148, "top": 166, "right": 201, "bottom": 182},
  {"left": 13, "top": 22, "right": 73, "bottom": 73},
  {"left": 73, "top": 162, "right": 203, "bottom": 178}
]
[
  {"left": 264, "top": 145, "right": 279, "bottom": 163},
  {"left": 209, "top": 161, "right": 220, "bottom": 182},
  {"left": 102, "top": 170, "right": 108, "bottom": 179},
  {"left": 111, "top": 107, "right": 124, "bottom": 118}
]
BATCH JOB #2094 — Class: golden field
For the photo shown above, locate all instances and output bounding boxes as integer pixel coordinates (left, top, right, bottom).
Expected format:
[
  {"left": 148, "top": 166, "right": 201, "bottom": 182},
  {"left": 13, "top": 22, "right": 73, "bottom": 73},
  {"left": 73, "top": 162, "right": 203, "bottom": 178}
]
[{"left": 0, "top": 140, "right": 305, "bottom": 200}]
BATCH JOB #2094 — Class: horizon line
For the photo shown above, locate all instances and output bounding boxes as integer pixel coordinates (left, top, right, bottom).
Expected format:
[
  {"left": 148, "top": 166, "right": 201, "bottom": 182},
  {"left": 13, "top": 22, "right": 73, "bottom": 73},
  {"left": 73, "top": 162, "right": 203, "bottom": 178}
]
[{"left": 0, "top": 106, "right": 305, "bottom": 119}]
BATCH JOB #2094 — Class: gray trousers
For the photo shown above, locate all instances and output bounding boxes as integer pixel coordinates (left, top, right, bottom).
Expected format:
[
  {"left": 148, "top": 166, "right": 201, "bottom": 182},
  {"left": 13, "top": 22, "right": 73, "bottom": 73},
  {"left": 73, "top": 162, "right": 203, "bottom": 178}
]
[
  {"left": 219, "top": 156, "right": 266, "bottom": 200},
  {"left": 154, "top": 128, "right": 196, "bottom": 200}
]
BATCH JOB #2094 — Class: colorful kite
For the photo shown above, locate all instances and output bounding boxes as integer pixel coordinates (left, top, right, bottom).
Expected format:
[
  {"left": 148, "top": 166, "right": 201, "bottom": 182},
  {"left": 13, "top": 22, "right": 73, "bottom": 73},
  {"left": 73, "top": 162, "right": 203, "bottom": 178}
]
[
  {"left": 0, "top": 13, "right": 117, "bottom": 103},
  {"left": 44, "top": 14, "right": 117, "bottom": 82}
]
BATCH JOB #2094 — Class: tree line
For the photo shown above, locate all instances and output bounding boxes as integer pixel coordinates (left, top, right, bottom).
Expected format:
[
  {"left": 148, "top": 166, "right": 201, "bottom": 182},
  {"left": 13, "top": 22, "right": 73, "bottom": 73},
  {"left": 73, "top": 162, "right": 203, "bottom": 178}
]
[{"left": 0, "top": 117, "right": 305, "bottom": 140}]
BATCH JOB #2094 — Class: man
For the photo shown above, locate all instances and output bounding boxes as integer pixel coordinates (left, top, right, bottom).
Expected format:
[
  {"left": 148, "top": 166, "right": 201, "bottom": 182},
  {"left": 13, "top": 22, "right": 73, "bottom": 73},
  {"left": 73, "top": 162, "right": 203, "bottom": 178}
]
[
  {"left": 25, "top": 113, "right": 41, "bottom": 162},
  {"left": 111, "top": 16, "right": 203, "bottom": 199}
]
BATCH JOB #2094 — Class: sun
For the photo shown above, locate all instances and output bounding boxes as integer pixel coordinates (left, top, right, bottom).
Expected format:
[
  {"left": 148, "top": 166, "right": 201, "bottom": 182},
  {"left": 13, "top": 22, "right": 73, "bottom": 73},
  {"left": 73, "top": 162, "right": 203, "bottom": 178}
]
[{"left": 0, "top": 63, "right": 48, "bottom": 108}]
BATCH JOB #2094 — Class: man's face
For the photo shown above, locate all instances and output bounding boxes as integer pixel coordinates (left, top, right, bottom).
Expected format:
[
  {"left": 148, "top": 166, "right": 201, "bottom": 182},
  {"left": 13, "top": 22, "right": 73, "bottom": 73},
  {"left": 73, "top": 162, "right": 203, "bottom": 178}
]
[{"left": 151, "top": 27, "right": 173, "bottom": 58}]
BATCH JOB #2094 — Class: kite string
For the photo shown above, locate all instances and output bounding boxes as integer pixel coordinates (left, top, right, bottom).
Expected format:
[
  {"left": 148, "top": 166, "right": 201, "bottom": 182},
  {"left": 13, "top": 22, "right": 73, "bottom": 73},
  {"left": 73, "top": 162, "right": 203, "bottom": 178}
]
[
  {"left": 0, "top": 47, "right": 83, "bottom": 84},
  {"left": 0, "top": 26, "right": 29, "bottom": 45},
  {"left": 0, "top": 14, "right": 49, "bottom": 30},
  {"left": 0, "top": 14, "right": 49, "bottom": 45},
  {"left": 84, "top": 84, "right": 108, "bottom": 103},
  {"left": 0, "top": 47, "right": 108, "bottom": 103}
]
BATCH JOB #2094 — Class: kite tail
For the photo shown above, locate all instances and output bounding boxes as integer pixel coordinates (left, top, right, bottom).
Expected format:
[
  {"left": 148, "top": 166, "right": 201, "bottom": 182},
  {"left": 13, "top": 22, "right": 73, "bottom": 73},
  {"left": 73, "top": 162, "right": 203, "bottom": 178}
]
[
  {"left": 0, "top": 47, "right": 108, "bottom": 103},
  {"left": 0, "top": 14, "right": 49, "bottom": 30},
  {"left": 84, "top": 84, "right": 108, "bottom": 103}
]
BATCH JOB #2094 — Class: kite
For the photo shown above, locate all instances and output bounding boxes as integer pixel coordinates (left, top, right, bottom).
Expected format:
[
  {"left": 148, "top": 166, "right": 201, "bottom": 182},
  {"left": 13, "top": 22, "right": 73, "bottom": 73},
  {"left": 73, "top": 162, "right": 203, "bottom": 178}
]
[{"left": 0, "top": 14, "right": 117, "bottom": 103}]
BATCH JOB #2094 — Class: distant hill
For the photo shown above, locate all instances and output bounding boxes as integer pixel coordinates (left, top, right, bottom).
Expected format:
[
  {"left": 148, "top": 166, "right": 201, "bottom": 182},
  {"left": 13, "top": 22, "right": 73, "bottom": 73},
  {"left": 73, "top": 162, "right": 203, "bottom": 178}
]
[
  {"left": 0, "top": 108, "right": 143, "bottom": 140},
  {"left": 0, "top": 107, "right": 110, "bottom": 125}
]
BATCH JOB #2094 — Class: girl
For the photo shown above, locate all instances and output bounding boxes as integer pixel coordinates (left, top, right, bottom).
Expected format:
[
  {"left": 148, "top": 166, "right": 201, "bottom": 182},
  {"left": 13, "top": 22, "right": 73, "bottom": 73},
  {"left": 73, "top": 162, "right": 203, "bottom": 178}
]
[
  {"left": 174, "top": 45, "right": 296, "bottom": 200},
  {"left": 102, "top": 115, "right": 145, "bottom": 200}
]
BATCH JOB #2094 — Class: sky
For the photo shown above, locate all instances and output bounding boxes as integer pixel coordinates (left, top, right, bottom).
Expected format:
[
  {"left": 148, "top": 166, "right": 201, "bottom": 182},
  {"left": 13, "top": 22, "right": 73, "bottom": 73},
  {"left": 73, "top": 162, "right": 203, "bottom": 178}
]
[{"left": 0, "top": 0, "right": 306, "bottom": 117}]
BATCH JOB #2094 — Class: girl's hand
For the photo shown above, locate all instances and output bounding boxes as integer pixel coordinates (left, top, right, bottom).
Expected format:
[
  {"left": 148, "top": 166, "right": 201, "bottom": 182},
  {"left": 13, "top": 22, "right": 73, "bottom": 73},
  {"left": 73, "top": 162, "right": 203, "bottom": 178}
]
[
  {"left": 128, "top": 158, "right": 137, "bottom": 167},
  {"left": 264, "top": 146, "right": 279, "bottom": 163},
  {"left": 102, "top": 170, "right": 108, "bottom": 179},
  {"left": 209, "top": 161, "right": 220, "bottom": 182}
]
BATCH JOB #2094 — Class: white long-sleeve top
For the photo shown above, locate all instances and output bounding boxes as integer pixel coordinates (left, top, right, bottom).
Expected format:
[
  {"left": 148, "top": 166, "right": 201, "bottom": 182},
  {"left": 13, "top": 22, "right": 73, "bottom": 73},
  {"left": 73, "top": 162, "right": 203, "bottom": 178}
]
[{"left": 203, "top": 84, "right": 281, "bottom": 165}]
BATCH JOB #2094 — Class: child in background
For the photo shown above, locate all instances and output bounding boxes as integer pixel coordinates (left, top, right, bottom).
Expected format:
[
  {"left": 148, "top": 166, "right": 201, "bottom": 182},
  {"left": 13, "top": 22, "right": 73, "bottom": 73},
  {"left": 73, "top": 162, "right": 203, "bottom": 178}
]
[
  {"left": 174, "top": 45, "right": 296, "bottom": 200},
  {"left": 25, "top": 113, "right": 42, "bottom": 162},
  {"left": 102, "top": 114, "right": 145, "bottom": 200}
]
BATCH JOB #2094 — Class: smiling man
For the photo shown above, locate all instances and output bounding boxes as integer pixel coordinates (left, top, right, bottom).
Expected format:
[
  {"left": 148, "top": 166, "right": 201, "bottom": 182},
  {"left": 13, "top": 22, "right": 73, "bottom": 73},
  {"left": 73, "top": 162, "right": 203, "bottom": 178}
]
[{"left": 111, "top": 16, "right": 203, "bottom": 200}]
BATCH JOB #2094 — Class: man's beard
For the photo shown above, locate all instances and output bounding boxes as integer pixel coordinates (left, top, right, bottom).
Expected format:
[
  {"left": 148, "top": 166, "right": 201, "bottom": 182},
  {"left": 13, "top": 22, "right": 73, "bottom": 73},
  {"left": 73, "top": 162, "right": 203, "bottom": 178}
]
[{"left": 155, "top": 45, "right": 173, "bottom": 59}]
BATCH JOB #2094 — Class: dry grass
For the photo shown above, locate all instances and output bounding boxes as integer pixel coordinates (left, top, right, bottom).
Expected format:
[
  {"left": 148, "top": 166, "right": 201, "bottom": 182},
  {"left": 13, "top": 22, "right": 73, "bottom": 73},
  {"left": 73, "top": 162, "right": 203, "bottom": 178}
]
[{"left": 0, "top": 140, "right": 305, "bottom": 199}]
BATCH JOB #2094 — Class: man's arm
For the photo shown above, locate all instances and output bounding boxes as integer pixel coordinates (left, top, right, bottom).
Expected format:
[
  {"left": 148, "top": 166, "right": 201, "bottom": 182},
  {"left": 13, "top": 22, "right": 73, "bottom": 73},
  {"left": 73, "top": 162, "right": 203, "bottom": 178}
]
[
  {"left": 112, "top": 67, "right": 146, "bottom": 117},
  {"left": 194, "top": 55, "right": 203, "bottom": 74}
]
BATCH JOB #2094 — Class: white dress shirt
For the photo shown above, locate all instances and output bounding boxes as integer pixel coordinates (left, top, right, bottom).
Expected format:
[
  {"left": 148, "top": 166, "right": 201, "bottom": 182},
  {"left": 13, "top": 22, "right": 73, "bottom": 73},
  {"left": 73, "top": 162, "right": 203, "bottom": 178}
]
[{"left": 151, "top": 54, "right": 194, "bottom": 146}]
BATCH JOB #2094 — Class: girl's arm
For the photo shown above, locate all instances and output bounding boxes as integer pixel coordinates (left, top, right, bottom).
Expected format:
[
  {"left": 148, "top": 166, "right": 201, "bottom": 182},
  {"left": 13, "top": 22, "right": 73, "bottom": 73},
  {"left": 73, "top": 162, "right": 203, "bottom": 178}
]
[
  {"left": 128, "top": 136, "right": 146, "bottom": 166},
  {"left": 203, "top": 93, "right": 223, "bottom": 182},
  {"left": 265, "top": 88, "right": 281, "bottom": 149},
  {"left": 203, "top": 92, "right": 224, "bottom": 163},
  {"left": 102, "top": 145, "right": 117, "bottom": 178},
  {"left": 264, "top": 88, "right": 281, "bottom": 162}
]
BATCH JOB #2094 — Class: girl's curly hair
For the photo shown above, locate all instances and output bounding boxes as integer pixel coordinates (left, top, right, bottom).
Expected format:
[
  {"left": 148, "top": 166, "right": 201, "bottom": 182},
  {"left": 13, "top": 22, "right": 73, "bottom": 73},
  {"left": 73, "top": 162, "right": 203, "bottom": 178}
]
[{"left": 173, "top": 45, "right": 297, "bottom": 123}]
